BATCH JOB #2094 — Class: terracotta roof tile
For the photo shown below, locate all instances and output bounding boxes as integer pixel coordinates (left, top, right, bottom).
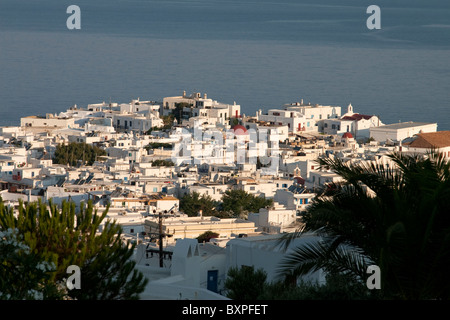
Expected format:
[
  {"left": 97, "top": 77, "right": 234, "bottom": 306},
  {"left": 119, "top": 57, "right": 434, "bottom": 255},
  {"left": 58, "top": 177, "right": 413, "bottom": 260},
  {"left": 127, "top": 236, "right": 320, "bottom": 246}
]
[
  {"left": 341, "top": 114, "right": 374, "bottom": 121},
  {"left": 407, "top": 131, "right": 450, "bottom": 148}
]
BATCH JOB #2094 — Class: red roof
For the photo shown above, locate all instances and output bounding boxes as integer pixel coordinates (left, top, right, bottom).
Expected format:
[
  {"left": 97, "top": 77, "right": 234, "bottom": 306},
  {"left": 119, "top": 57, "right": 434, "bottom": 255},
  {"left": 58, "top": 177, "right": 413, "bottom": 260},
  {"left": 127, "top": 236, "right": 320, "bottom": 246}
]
[
  {"left": 231, "top": 124, "right": 248, "bottom": 135},
  {"left": 341, "top": 114, "right": 374, "bottom": 121},
  {"left": 406, "top": 131, "right": 450, "bottom": 148},
  {"left": 342, "top": 132, "right": 353, "bottom": 139}
]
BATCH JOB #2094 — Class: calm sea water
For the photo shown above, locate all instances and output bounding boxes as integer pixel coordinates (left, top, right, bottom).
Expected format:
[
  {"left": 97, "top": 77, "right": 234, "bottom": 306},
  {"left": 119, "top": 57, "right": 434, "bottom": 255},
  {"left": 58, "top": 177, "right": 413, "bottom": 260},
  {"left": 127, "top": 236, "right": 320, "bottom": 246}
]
[{"left": 1, "top": 0, "right": 449, "bottom": 129}]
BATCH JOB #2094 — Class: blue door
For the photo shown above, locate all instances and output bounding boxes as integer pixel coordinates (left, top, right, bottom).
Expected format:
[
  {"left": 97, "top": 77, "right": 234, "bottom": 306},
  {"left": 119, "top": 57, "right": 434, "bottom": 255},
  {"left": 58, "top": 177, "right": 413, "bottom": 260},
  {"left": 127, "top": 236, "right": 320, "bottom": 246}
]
[{"left": 207, "top": 270, "right": 218, "bottom": 293}]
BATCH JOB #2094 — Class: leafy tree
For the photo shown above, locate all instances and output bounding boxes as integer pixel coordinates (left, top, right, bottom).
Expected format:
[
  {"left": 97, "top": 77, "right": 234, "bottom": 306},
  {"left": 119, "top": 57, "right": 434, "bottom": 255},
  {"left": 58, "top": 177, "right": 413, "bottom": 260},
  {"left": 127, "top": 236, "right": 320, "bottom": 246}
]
[
  {"left": 223, "top": 266, "right": 375, "bottom": 300},
  {"left": 197, "top": 231, "right": 219, "bottom": 243},
  {"left": 145, "top": 115, "right": 176, "bottom": 134},
  {"left": 230, "top": 118, "right": 240, "bottom": 126},
  {"left": 224, "top": 266, "right": 267, "bottom": 300},
  {"left": 173, "top": 102, "right": 192, "bottom": 124},
  {"left": 145, "top": 142, "right": 173, "bottom": 151},
  {"left": 161, "top": 114, "right": 175, "bottom": 129},
  {"left": 259, "top": 272, "right": 377, "bottom": 300},
  {"left": 0, "top": 228, "right": 68, "bottom": 300},
  {"left": 53, "top": 142, "right": 106, "bottom": 166},
  {"left": 221, "top": 190, "right": 272, "bottom": 217},
  {"left": 278, "top": 151, "right": 450, "bottom": 300},
  {"left": 150, "top": 159, "right": 175, "bottom": 167},
  {"left": 180, "top": 192, "right": 218, "bottom": 217},
  {"left": 0, "top": 199, "right": 148, "bottom": 300}
]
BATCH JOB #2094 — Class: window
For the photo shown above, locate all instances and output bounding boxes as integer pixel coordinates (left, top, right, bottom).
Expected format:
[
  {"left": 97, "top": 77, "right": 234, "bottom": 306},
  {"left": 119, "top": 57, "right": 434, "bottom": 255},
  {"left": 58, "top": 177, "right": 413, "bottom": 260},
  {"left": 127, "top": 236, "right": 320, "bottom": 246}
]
[
  {"left": 153, "top": 187, "right": 158, "bottom": 192},
  {"left": 332, "top": 124, "right": 336, "bottom": 129},
  {"left": 324, "top": 123, "right": 328, "bottom": 128},
  {"left": 282, "top": 184, "right": 288, "bottom": 188}
]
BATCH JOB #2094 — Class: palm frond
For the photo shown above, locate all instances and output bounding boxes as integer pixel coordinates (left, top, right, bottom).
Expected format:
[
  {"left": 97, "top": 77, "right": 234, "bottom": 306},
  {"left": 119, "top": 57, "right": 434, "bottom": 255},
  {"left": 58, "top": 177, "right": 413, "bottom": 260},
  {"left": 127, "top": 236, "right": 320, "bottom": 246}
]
[{"left": 277, "top": 237, "right": 372, "bottom": 283}]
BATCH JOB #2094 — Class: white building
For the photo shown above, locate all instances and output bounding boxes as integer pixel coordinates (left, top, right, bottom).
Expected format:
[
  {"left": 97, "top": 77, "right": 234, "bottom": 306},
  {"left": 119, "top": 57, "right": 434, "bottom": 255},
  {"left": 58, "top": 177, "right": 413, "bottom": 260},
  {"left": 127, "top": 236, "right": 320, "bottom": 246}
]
[
  {"left": 100, "top": 207, "right": 147, "bottom": 240},
  {"left": 320, "top": 104, "right": 383, "bottom": 139},
  {"left": 45, "top": 186, "right": 90, "bottom": 210},
  {"left": 20, "top": 115, "right": 75, "bottom": 130},
  {"left": 191, "top": 97, "right": 241, "bottom": 125},
  {"left": 370, "top": 121, "right": 437, "bottom": 143},
  {"left": 248, "top": 202, "right": 298, "bottom": 233},
  {"left": 144, "top": 216, "right": 257, "bottom": 245},
  {"left": 162, "top": 91, "right": 199, "bottom": 116},
  {"left": 0, "top": 126, "right": 26, "bottom": 139},
  {"left": 85, "top": 117, "right": 115, "bottom": 134},
  {"left": 135, "top": 239, "right": 230, "bottom": 299},
  {"left": 113, "top": 112, "right": 164, "bottom": 133},
  {"left": 188, "top": 183, "right": 231, "bottom": 202},
  {"left": 403, "top": 130, "right": 450, "bottom": 158},
  {"left": 135, "top": 233, "right": 327, "bottom": 299},
  {"left": 282, "top": 101, "right": 342, "bottom": 132},
  {"left": 274, "top": 186, "right": 315, "bottom": 214},
  {"left": 256, "top": 109, "right": 307, "bottom": 134},
  {"left": 225, "top": 233, "right": 325, "bottom": 284},
  {"left": 232, "top": 177, "right": 293, "bottom": 198},
  {"left": 306, "top": 169, "right": 344, "bottom": 189}
]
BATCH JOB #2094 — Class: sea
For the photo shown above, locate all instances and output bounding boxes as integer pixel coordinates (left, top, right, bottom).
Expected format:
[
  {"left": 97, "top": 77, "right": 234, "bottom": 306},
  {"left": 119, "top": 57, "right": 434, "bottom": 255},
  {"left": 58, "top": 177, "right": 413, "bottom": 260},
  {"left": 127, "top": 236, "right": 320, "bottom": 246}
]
[{"left": 0, "top": 0, "right": 449, "bottom": 129}]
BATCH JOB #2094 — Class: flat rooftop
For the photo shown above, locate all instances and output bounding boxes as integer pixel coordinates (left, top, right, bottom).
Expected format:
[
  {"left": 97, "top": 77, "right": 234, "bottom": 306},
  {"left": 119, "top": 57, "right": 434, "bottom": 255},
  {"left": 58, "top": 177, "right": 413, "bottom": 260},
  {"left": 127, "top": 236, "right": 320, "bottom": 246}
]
[
  {"left": 371, "top": 121, "right": 436, "bottom": 130},
  {"left": 145, "top": 216, "right": 251, "bottom": 226}
]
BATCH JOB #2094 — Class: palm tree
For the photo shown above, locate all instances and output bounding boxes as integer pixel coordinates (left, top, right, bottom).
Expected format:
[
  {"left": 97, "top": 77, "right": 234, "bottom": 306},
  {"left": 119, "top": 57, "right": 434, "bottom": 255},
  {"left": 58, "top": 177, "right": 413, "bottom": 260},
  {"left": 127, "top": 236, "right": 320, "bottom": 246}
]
[{"left": 278, "top": 151, "right": 450, "bottom": 299}]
